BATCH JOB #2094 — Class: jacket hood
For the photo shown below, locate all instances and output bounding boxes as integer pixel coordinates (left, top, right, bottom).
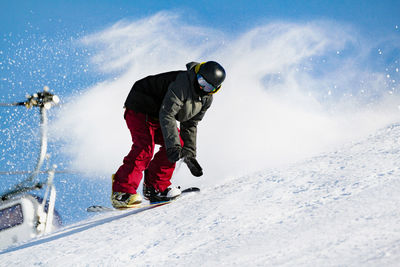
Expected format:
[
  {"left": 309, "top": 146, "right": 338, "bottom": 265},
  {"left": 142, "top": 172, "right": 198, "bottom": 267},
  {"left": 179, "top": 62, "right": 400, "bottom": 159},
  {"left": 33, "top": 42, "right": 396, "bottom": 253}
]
[{"left": 186, "top": 62, "right": 200, "bottom": 71}]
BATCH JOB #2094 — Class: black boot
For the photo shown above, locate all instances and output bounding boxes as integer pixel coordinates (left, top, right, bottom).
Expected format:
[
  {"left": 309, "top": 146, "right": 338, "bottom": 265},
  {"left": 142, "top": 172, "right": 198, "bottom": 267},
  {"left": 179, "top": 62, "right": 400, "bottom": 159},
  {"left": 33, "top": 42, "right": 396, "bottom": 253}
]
[{"left": 143, "top": 183, "right": 181, "bottom": 202}]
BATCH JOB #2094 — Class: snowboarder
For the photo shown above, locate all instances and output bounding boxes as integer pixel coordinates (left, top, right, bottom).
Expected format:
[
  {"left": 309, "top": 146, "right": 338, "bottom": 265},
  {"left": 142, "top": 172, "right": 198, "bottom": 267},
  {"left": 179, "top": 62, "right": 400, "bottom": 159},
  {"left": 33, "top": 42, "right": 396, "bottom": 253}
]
[{"left": 111, "top": 61, "right": 226, "bottom": 208}]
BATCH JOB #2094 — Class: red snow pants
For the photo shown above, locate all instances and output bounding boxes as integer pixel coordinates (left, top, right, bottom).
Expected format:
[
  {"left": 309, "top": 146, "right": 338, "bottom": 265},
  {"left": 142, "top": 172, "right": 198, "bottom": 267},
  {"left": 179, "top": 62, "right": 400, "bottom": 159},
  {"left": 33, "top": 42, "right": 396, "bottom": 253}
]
[{"left": 112, "top": 109, "right": 183, "bottom": 194}]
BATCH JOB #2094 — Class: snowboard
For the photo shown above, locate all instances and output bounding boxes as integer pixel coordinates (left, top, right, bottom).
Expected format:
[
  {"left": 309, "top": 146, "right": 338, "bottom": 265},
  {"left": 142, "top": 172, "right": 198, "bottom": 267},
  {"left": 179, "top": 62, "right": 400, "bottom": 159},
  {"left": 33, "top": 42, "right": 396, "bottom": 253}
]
[{"left": 87, "top": 187, "right": 200, "bottom": 212}]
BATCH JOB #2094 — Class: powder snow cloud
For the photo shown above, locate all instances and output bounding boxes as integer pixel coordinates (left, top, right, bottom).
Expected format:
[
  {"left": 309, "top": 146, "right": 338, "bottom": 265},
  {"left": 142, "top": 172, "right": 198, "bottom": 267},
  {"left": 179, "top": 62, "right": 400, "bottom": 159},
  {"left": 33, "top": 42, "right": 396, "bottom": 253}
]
[{"left": 52, "top": 12, "right": 400, "bottom": 186}]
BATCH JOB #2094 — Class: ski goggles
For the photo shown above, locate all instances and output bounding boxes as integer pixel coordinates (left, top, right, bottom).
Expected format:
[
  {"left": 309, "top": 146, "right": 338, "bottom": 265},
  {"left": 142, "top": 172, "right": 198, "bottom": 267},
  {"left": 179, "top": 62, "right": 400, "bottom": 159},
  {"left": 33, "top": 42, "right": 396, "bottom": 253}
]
[{"left": 197, "top": 74, "right": 220, "bottom": 94}]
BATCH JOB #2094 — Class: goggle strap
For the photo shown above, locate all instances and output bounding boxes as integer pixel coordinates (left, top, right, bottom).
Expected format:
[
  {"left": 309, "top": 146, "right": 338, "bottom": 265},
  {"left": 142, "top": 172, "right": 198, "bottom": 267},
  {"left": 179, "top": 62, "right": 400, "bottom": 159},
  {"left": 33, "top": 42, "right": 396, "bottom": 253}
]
[
  {"left": 194, "top": 62, "right": 206, "bottom": 74},
  {"left": 210, "top": 85, "right": 221, "bottom": 95}
]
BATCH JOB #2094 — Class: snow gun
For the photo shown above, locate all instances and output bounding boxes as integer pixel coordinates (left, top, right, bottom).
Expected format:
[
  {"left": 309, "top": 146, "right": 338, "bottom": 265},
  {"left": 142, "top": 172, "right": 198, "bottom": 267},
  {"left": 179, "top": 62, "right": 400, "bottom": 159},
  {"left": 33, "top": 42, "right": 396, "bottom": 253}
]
[{"left": 0, "top": 86, "right": 62, "bottom": 250}]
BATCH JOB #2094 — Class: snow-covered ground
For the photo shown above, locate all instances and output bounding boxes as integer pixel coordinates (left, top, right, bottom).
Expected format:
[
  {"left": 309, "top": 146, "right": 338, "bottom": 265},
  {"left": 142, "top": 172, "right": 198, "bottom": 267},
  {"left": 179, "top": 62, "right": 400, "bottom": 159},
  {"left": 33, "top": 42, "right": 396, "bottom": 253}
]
[{"left": 1, "top": 123, "right": 400, "bottom": 266}]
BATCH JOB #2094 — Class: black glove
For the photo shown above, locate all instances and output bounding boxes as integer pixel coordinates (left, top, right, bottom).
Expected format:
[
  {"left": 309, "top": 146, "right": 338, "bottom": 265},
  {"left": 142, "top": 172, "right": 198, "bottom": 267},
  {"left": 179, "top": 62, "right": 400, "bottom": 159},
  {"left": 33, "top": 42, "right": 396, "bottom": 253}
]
[
  {"left": 166, "top": 146, "right": 182, "bottom": 163},
  {"left": 181, "top": 147, "right": 194, "bottom": 158},
  {"left": 184, "top": 157, "right": 203, "bottom": 177}
]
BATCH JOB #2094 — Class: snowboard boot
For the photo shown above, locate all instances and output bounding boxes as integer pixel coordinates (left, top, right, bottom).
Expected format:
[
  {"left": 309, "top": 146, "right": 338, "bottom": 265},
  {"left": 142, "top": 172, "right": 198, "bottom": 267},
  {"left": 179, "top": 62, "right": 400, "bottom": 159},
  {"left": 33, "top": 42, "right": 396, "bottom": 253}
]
[
  {"left": 111, "top": 192, "right": 142, "bottom": 209},
  {"left": 143, "top": 183, "right": 181, "bottom": 202},
  {"left": 111, "top": 174, "right": 142, "bottom": 208}
]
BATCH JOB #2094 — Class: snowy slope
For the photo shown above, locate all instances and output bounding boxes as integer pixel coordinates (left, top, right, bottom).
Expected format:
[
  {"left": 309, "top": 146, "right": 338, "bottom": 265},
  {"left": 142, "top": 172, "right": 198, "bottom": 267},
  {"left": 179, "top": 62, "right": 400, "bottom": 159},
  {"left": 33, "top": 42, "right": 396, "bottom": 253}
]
[{"left": 2, "top": 124, "right": 400, "bottom": 266}]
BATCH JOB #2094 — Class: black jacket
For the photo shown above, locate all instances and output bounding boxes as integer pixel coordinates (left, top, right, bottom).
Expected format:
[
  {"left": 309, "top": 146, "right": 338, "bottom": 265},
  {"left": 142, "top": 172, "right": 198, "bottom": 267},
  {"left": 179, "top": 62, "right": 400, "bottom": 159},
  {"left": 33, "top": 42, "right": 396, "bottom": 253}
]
[
  {"left": 124, "top": 62, "right": 213, "bottom": 157},
  {"left": 124, "top": 70, "right": 182, "bottom": 118}
]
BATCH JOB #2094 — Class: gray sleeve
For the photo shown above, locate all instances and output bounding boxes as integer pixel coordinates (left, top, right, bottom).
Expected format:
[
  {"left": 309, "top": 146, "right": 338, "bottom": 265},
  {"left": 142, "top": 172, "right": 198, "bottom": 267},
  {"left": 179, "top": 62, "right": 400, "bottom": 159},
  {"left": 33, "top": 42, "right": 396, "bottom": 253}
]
[
  {"left": 159, "top": 89, "right": 184, "bottom": 150},
  {"left": 180, "top": 97, "right": 213, "bottom": 158}
]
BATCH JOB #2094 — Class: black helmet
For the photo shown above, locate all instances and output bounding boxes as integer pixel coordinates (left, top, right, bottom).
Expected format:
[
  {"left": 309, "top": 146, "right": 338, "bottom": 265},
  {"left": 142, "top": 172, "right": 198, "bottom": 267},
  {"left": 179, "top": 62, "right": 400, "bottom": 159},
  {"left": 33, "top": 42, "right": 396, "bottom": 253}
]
[{"left": 197, "top": 61, "right": 226, "bottom": 88}]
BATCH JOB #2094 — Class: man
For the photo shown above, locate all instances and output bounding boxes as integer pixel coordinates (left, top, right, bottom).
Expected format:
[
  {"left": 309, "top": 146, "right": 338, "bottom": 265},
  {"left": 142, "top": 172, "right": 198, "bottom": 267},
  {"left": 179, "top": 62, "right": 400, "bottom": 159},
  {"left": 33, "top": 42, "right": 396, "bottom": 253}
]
[{"left": 111, "top": 61, "right": 226, "bottom": 208}]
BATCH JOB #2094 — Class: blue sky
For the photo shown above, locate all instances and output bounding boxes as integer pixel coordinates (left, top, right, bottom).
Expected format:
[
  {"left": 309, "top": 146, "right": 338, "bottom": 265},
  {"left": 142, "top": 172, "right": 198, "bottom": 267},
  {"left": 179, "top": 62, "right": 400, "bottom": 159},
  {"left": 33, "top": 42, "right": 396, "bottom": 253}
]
[
  {"left": 1, "top": 0, "right": 399, "bottom": 37},
  {"left": 1, "top": 0, "right": 399, "bottom": 98}
]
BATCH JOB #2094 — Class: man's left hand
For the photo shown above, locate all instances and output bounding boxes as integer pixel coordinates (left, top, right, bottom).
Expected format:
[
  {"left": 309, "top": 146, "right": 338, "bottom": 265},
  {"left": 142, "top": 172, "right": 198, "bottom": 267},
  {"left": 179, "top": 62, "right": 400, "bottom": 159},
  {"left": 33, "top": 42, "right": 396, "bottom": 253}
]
[{"left": 184, "top": 157, "right": 203, "bottom": 177}]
